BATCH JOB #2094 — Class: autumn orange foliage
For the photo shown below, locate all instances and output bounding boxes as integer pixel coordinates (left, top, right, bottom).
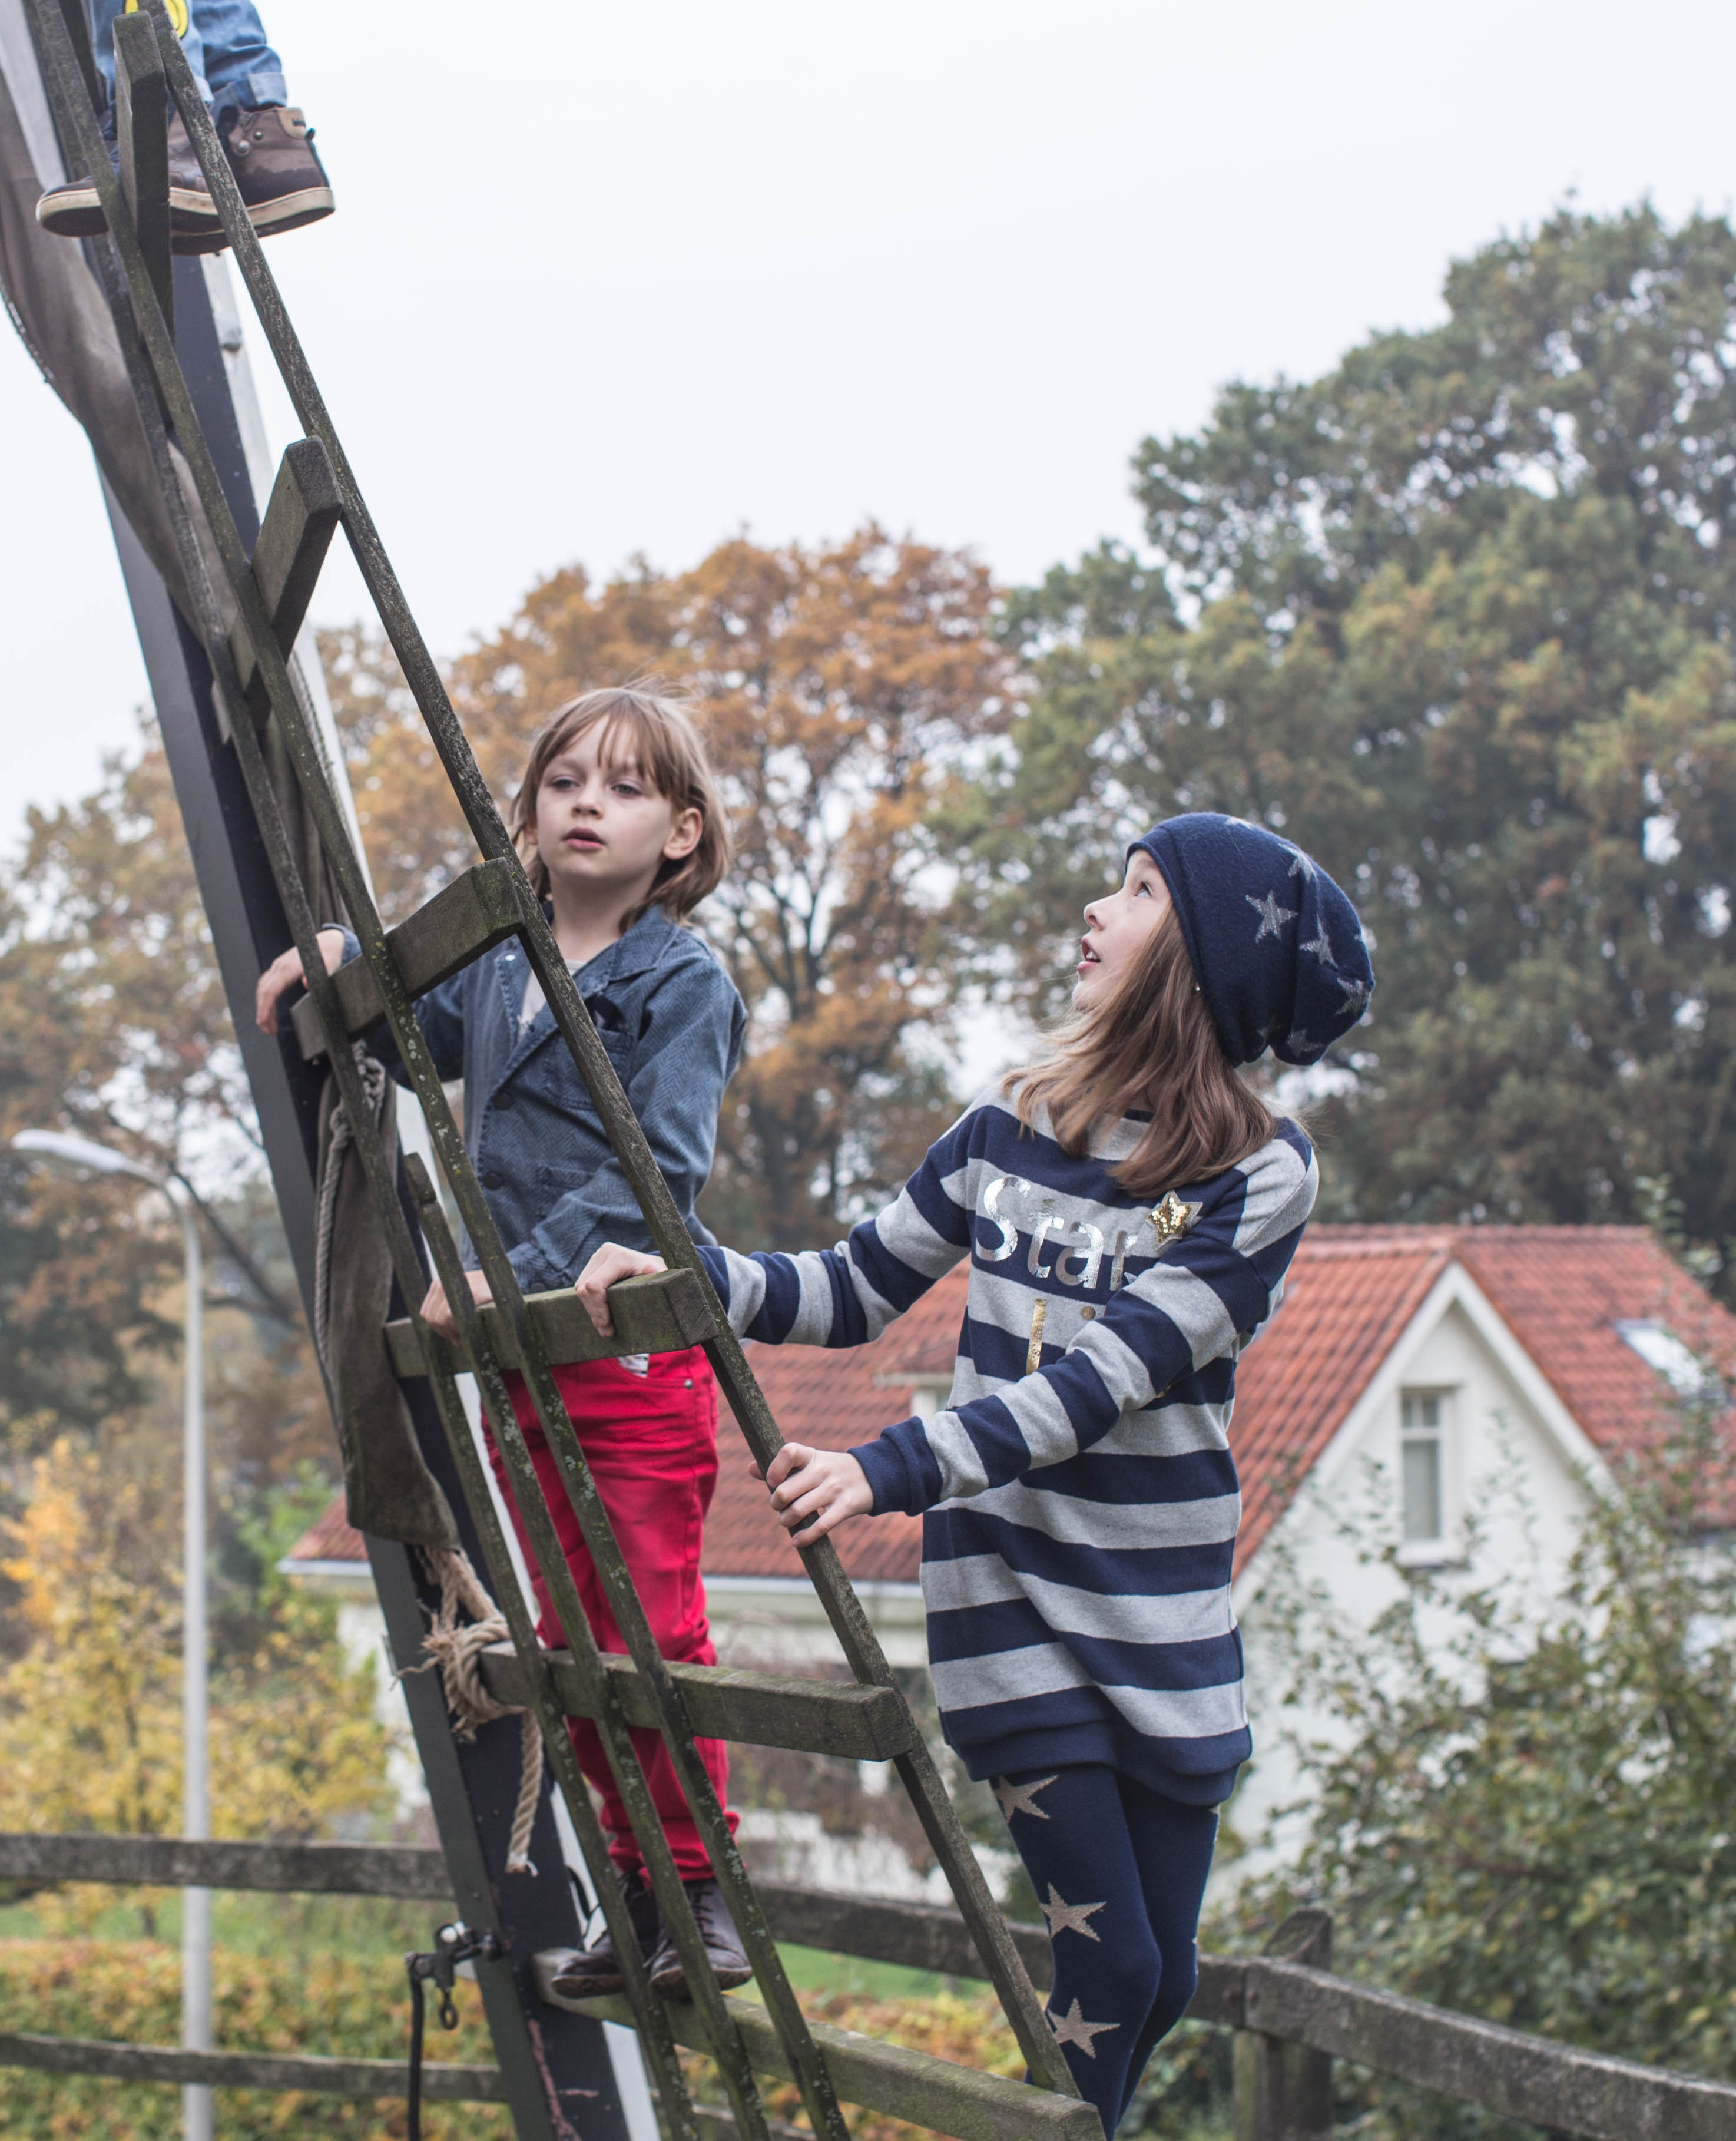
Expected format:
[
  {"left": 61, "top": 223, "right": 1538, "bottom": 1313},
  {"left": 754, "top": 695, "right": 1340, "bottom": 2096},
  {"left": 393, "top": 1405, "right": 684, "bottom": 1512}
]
[{"left": 324, "top": 526, "right": 1017, "bottom": 1245}]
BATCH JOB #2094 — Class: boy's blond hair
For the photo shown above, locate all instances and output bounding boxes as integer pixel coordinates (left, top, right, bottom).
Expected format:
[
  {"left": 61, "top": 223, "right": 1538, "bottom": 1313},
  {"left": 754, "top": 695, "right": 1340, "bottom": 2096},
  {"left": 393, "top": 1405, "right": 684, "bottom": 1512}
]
[{"left": 509, "top": 686, "right": 730, "bottom": 928}]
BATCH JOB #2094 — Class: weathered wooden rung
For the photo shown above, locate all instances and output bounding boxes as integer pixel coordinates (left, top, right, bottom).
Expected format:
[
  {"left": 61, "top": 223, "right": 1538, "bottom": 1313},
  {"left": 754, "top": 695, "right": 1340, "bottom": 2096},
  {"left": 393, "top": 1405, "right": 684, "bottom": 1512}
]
[
  {"left": 479, "top": 1644, "right": 917, "bottom": 1761},
  {"left": 112, "top": 13, "right": 171, "bottom": 328},
  {"left": 540, "top": 1978, "right": 1101, "bottom": 2141},
  {"left": 385, "top": 1268, "right": 716, "bottom": 1377},
  {"left": 231, "top": 437, "right": 343, "bottom": 700},
  {"left": 291, "top": 855, "right": 521, "bottom": 1061}
]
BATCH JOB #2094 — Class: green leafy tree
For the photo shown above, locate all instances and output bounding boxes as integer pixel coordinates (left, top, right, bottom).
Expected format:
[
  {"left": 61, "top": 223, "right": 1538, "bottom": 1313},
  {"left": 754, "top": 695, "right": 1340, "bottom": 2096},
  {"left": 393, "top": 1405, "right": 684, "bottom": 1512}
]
[
  {"left": 1228, "top": 1389, "right": 1736, "bottom": 2135},
  {"left": 0, "top": 720, "right": 322, "bottom": 1452},
  {"left": 964, "top": 204, "right": 1736, "bottom": 1262},
  {"left": 0, "top": 1444, "right": 391, "bottom": 1868}
]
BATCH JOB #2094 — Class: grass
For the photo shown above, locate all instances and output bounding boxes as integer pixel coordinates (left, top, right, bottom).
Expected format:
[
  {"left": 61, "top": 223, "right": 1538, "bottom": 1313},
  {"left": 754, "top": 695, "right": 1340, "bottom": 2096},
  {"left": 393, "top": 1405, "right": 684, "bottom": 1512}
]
[{"left": 750, "top": 1941, "right": 985, "bottom": 2003}]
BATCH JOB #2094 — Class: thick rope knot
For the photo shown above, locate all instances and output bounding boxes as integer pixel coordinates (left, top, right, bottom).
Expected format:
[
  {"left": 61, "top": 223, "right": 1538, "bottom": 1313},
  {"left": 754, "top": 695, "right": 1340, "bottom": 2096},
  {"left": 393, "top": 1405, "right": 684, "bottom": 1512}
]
[{"left": 416, "top": 1547, "right": 544, "bottom": 1877}]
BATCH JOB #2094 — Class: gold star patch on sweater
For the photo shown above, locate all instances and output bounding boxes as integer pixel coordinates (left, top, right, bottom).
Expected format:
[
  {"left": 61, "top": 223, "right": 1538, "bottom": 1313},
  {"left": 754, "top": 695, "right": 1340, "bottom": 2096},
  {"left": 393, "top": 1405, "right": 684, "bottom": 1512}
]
[{"left": 1149, "top": 1192, "right": 1201, "bottom": 1248}]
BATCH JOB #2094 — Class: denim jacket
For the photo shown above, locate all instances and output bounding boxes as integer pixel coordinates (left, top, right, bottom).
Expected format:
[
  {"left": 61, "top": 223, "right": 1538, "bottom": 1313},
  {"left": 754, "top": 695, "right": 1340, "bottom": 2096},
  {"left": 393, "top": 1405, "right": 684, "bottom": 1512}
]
[{"left": 343, "top": 906, "right": 746, "bottom": 1293}]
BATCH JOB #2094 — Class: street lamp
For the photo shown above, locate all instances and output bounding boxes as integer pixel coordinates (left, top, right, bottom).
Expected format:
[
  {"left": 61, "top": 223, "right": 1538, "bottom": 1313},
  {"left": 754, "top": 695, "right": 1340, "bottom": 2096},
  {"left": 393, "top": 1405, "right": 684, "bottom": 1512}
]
[{"left": 9, "top": 1130, "right": 211, "bottom": 2141}]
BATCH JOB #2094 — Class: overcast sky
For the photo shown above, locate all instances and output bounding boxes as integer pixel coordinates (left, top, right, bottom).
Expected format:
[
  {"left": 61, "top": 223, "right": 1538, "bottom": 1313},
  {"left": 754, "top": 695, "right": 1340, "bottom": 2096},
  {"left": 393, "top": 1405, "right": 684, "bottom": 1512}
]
[{"left": 5, "top": 0, "right": 1735, "bottom": 839}]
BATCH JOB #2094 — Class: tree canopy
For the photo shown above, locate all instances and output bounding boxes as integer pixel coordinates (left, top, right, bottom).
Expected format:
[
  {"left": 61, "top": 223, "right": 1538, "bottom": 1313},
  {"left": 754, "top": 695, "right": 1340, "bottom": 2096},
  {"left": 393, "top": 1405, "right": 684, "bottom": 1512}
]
[{"left": 970, "top": 204, "right": 1736, "bottom": 1264}]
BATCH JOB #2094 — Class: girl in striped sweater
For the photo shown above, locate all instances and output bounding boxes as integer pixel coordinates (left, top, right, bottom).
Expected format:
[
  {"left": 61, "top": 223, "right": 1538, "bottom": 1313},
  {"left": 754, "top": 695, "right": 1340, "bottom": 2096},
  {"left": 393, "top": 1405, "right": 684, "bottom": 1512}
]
[{"left": 578, "top": 813, "right": 1373, "bottom": 2136}]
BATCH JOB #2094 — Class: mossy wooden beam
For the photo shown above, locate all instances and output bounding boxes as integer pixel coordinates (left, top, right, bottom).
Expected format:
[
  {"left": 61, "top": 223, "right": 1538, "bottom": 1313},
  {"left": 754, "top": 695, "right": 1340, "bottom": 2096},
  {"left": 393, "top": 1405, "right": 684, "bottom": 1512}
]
[
  {"left": 232, "top": 438, "right": 342, "bottom": 701},
  {"left": 538, "top": 1978, "right": 1103, "bottom": 2141},
  {"left": 291, "top": 857, "right": 521, "bottom": 1061},
  {"left": 386, "top": 1268, "right": 715, "bottom": 1375},
  {"left": 478, "top": 1647, "right": 917, "bottom": 1761}
]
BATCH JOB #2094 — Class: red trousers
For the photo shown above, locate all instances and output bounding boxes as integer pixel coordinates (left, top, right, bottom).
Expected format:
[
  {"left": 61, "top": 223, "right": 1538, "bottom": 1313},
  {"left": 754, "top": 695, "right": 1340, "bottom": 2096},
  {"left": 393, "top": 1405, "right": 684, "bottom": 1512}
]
[{"left": 485, "top": 1347, "right": 736, "bottom": 1881}]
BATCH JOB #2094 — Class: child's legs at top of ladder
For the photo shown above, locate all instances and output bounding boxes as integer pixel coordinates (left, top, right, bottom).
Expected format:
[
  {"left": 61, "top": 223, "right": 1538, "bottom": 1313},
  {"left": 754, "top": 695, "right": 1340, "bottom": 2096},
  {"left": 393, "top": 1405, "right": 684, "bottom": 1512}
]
[
  {"left": 87, "top": 0, "right": 288, "bottom": 121},
  {"left": 485, "top": 1348, "right": 736, "bottom": 1882}
]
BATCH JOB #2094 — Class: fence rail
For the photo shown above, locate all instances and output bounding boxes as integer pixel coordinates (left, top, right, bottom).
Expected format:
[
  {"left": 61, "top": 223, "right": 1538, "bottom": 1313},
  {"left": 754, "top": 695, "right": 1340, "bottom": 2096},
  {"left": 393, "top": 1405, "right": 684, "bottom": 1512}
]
[
  {"left": 5, "top": 1832, "right": 1735, "bottom": 2139},
  {"left": 0, "top": 1832, "right": 452, "bottom": 1898},
  {"left": 0, "top": 2033, "right": 503, "bottom": 2102}
]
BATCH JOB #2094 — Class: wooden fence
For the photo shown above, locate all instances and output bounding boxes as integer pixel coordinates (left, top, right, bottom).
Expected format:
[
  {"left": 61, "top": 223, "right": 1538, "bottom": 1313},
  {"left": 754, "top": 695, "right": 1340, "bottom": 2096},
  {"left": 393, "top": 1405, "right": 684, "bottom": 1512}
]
[{"left": 2, "top": 1832, "right": 1734, "bottom": 2140}]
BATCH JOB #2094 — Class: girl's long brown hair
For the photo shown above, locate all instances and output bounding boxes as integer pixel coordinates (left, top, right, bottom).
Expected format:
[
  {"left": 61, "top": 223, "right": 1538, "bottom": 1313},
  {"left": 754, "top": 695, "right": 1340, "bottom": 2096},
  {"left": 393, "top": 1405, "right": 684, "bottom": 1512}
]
[{"left": 1008, "top": 904, "right": 1275, "bottom": 1196}]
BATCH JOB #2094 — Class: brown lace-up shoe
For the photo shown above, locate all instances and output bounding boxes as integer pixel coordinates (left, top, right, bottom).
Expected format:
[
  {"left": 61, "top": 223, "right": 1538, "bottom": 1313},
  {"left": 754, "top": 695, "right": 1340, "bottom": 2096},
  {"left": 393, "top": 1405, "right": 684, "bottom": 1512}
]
[
  {"left": 538, "top": 1867, "right": 661, "bottom": 2001},
  {"left": 647, "top": 1877, "right": 753, "bottom": 1997},
  {"left": 35, "top": 110, "right": 223, "bottom": 244},
  {"left": 222, "top": 105, "right": 333, "bottom": 237}
]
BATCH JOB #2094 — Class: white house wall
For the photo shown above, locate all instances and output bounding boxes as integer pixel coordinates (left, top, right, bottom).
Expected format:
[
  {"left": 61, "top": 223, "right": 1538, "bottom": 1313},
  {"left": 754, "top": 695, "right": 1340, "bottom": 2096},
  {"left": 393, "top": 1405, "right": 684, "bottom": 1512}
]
[{"left": 1230, "top": 1270, "right": 1600, "bottom": 1880}]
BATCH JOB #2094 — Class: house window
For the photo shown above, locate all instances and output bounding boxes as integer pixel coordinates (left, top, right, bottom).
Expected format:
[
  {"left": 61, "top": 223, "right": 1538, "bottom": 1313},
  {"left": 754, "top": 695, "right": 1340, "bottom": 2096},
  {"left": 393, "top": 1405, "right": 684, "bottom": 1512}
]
[
  {"left": 1400, "top": 1391, "right": 1446, "bottom": 1545},
  {"left": 896, "top": 1376, "right": 953, "bottom": 1423},
  {"left": 1613, "top": 1319, "right": 1715, "bottom": 1400}
]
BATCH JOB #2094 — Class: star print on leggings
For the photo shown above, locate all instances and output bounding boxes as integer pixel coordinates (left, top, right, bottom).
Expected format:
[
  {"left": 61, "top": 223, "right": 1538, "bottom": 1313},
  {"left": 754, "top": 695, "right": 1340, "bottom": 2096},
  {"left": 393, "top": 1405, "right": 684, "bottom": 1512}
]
[
  {"left": 1040, "top": 1885, "right": 1106, "bottom": 1941},
  {"left": 992, "top": 1774, "right": 1056, "bottom": 1822},
  {"left": 1049, "top": 1998, "right": 1119, "bottom": 2056}
]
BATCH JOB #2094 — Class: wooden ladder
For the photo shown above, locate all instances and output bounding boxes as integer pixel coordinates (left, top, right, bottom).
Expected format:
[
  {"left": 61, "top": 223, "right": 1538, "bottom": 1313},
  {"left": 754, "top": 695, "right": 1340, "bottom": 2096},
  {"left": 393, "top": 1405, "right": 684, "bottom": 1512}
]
[{"left": 18, "top": 2, "right": 1092, "bottom": 2134}]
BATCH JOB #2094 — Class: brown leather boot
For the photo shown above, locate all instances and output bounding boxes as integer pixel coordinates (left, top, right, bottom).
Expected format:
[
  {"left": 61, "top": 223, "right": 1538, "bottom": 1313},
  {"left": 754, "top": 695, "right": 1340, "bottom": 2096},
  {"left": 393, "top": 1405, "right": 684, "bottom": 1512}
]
[
  {"left": 221, "top": 105, "right": 333, "bottom": 237},
  {"left": 35, "top": 110, "right": 223, "bottom": 245}
]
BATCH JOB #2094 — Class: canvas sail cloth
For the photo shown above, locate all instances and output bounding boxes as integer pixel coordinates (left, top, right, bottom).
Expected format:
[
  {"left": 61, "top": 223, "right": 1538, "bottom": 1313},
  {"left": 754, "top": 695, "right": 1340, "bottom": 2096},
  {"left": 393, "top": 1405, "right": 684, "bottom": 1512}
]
[
  {"left": 0, "top": 0, "right": 223, "bottom": 627},
  {"left": 1, "top": 4, "right": 458, "bottom": 1551}
]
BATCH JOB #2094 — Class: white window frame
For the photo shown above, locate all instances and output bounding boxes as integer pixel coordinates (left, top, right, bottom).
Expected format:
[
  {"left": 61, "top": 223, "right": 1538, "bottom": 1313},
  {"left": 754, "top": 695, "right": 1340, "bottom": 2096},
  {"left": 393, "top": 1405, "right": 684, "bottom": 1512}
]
[
  {"left": 876, "top": 1372, "right": 954, "bottom": 1422},
  {"left": 1397, "top": 1385, "right": 1459, "bottom": 1566}
]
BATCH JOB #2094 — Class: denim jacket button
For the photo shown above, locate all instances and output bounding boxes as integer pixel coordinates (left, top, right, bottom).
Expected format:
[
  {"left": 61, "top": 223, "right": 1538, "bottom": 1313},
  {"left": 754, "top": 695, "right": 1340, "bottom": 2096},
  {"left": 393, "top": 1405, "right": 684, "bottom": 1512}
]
[
  {"left": 492, "top": 1088, "right": 514, "bottom": 1107},
  {"left": 481, "top": 1170, "right": 504, "bottom": 1190}
]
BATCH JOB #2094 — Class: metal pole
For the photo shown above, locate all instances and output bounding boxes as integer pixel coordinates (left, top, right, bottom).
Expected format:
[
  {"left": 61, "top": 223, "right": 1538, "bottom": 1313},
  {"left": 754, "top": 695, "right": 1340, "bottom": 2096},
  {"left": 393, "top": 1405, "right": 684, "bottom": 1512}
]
[{"left": 175, "top": 1189, "right": 211, "bottom": 2141}]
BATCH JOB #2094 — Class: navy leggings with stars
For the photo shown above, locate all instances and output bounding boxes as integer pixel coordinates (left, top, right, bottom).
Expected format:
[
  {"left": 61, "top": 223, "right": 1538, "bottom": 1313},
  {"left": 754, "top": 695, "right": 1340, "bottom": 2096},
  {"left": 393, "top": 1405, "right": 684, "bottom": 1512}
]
[{"left": 996, "top": 1765, "right": 1219, "bottom": 2137}]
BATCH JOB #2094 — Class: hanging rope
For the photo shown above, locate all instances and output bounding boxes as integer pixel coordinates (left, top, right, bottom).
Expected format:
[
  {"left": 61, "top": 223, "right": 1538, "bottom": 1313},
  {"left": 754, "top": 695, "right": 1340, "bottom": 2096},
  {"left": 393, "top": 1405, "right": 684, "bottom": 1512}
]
[
  {"left": 314, "top": 1046, "right": 543, "bottom": 1871},
  {"left": 415, "top": 1545, "right": 544, "bottom": 1876}
]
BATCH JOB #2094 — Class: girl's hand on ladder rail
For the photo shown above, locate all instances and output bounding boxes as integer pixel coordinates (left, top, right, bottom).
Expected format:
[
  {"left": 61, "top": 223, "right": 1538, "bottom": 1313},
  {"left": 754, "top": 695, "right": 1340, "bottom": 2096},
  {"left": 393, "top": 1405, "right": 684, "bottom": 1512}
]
[
  {"left": 422, "top": 1269, "right": 495, "bottom": 1341},
  {"left": 255, "top": 926, "right": 347, "bottom": 1034},
  {"left": 574, "top": 1242, "right": 667, "bottom": 1336},
  {"left": 763, "top": 1445, "right": 873, "bottom": 1546}
]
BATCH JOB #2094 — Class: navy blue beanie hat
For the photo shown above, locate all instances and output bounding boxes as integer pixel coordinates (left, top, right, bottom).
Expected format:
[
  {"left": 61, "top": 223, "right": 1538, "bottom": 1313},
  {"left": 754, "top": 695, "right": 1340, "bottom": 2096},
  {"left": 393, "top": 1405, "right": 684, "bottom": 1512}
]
[{"left": 1130, "top": 813, "right": 1374, "bottom": 1067}]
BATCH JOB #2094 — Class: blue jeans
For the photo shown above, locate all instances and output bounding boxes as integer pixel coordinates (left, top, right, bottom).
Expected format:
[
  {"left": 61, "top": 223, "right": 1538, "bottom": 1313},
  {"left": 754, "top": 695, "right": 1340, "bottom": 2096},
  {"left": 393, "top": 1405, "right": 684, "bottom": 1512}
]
[{"left": 89, "top": 0, "right": 287, "bottom": 127}]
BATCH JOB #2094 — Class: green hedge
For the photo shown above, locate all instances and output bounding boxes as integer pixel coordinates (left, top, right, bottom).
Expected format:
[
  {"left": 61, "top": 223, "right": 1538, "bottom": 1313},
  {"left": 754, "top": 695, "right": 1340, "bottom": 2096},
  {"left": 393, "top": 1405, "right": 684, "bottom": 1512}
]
[{"left": 0, "top": 1938, "right": 510, "bottom": 2139}]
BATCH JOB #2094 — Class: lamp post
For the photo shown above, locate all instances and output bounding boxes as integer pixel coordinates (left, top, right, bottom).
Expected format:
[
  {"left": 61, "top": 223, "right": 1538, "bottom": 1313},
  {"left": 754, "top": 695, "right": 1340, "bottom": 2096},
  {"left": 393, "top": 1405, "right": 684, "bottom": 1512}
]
[{"left": 10, "top": 1130, "right": 210, "bottom": 2141}]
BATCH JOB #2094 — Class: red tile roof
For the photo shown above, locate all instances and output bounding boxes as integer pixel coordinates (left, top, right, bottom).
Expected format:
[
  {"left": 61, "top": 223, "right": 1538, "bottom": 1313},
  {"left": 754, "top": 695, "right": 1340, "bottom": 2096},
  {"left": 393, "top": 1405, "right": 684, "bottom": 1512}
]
[
  {"left": 287, "top": 1228, "right": 1736, "bottom": 1591},
  {"left": 1228, "top": 1227, "right": 1458, "bottom": 1572},
  {"left": 288, "top": 1493, "right": 375, "bottom": 1563},
  {"left": 1452, "top": 1226, "right": 1734, "bottom": 1465}
]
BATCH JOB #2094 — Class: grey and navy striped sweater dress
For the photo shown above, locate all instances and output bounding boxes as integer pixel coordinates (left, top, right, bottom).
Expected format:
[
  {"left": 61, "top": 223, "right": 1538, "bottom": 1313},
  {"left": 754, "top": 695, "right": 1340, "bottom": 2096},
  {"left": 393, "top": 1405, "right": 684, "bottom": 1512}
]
[{"left": 698, "top": 1088, "right": 1318, "bottom": 1806}]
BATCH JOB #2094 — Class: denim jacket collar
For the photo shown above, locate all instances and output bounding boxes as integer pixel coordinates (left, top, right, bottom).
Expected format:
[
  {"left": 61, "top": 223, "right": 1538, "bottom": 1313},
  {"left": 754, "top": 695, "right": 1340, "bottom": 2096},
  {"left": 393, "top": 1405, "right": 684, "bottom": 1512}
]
[{"left": 494, "top": 905, "right": 684, "bottom": 1077}]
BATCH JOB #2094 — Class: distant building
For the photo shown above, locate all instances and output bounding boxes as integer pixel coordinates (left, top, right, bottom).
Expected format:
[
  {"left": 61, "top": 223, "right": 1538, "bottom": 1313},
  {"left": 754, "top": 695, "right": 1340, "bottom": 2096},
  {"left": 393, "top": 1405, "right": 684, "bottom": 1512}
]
[{"left": 284, "top": 1226, "right": 1733, "bottom": 1862}]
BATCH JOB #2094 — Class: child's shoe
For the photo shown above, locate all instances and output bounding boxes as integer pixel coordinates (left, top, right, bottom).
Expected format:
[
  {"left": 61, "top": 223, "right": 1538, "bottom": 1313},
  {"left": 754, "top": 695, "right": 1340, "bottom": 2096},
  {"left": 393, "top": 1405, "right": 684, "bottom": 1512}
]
[
  {"left": 35, "top": 111, "right": 223, "bottom": 246},
  {"left": 222, "top": 105, "right": 333, "bottom": 236},
  {"left": 647, "top": 1877, "right": 752, "bottom": 1997},
  {"left": 541, "top": 1867, "right": 660, "bottom": 1999}
]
